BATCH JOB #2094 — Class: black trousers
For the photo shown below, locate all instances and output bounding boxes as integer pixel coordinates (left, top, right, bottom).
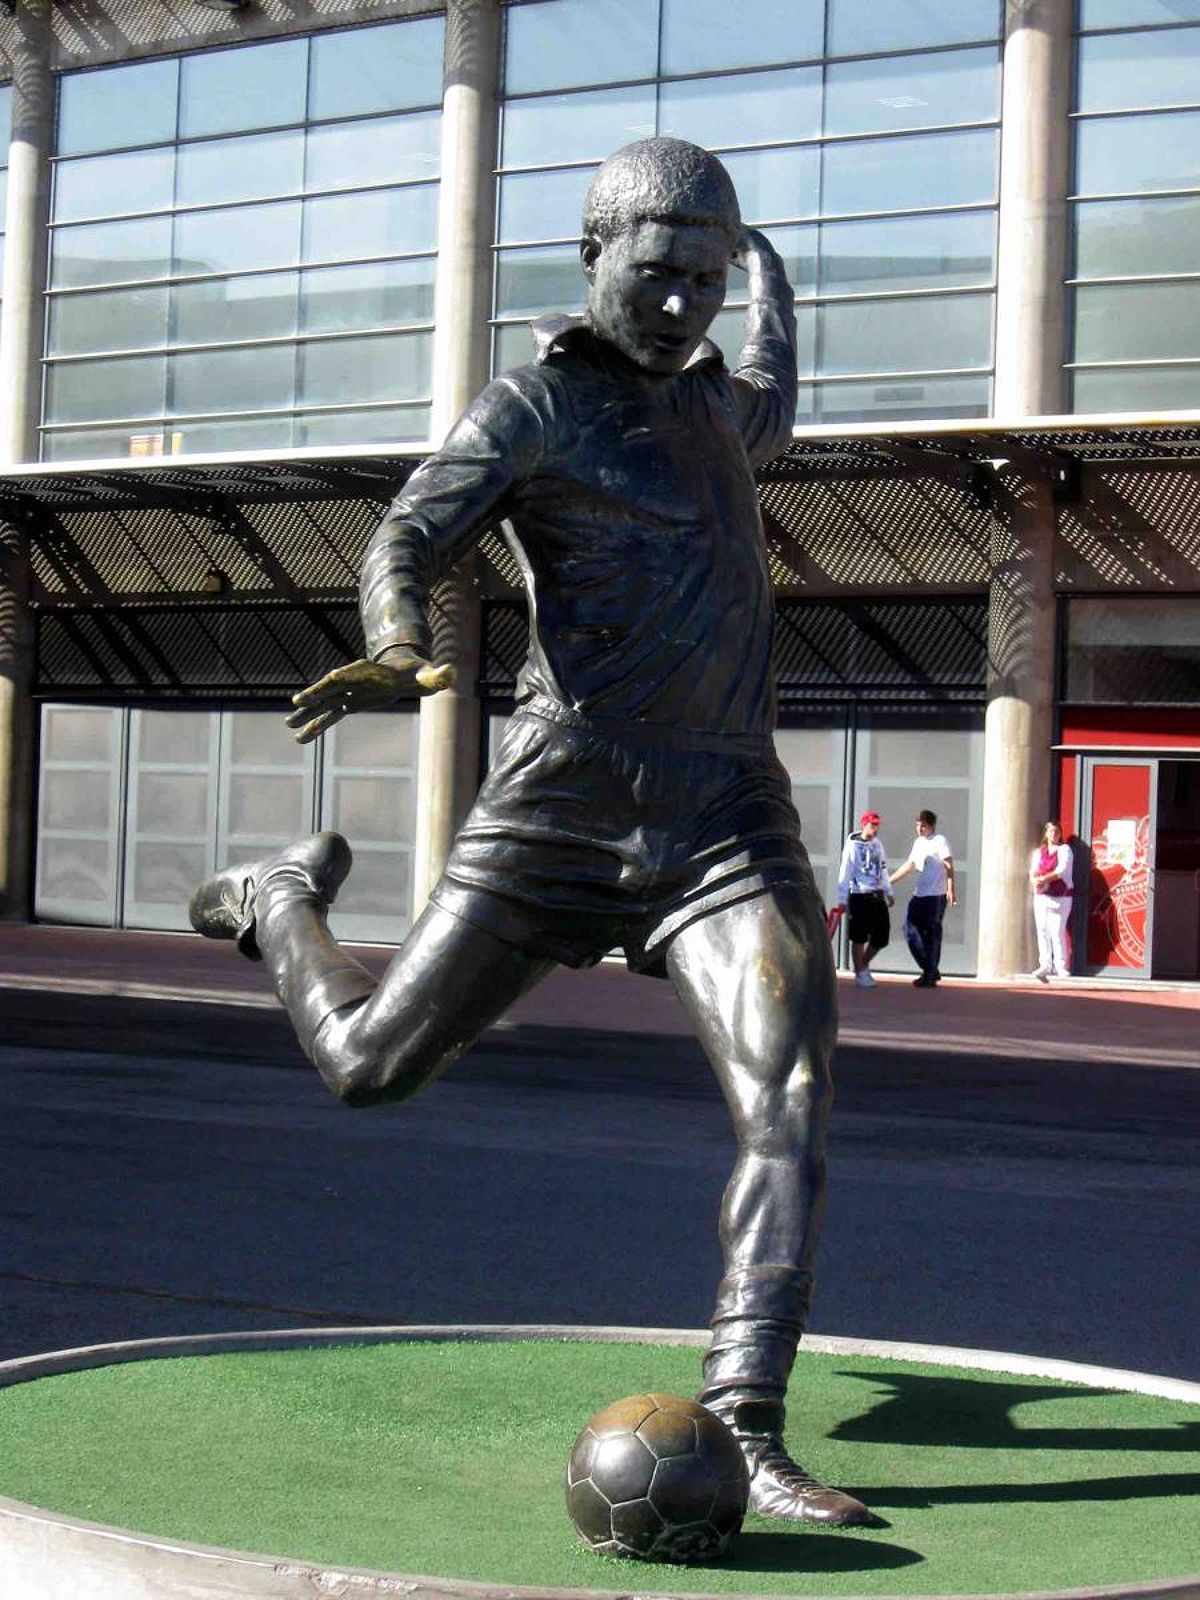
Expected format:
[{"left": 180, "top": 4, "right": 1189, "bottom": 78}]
[{"left": 904, "top": 893, "right": 947, "bottom": 980}]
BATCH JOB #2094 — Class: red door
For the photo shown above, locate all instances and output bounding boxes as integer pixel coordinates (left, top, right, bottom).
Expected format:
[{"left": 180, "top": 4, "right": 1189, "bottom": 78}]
[{"left": 1081, "top": 758, "right": 1157, "bottom": 976}]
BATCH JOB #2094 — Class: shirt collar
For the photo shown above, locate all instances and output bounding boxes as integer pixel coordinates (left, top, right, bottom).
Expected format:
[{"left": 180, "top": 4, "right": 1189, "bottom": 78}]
[{"left": 531, "top": 313, "right": 725, "bottom": 372}]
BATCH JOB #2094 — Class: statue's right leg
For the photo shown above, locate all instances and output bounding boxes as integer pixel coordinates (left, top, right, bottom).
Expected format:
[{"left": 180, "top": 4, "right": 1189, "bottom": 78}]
[{"left": 190, "top": 831, "right": 554, "bottom": 1108}]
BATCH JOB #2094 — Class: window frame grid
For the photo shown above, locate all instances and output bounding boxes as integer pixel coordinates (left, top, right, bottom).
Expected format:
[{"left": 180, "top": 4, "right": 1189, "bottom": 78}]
[
  {"left": 41, "top": 18, "right": 445, "bottom": 460},
  {"left": 492, "top": 9, "right": 1002, "bottom": 420}
]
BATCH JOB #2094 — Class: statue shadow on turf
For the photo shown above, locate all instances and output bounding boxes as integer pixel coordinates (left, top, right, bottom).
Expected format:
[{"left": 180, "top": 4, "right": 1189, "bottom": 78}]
[
  {"left": 719, "top": 1532, "right": 923, "bottom": 1576},
  {"left": 822, "top": 1369, "right": 1200, "bottom": 1510}
]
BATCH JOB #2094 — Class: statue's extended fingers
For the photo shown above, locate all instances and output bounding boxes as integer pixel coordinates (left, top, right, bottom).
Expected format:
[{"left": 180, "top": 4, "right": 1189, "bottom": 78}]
[{"left": 291, "top": 706, "right": 344, "bottom": 745}]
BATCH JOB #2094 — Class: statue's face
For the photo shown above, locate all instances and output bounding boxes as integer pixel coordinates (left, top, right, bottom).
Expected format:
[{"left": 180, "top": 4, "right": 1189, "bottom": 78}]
[{"left": 582, "top": 219, "right": 730, "bottom": 375}]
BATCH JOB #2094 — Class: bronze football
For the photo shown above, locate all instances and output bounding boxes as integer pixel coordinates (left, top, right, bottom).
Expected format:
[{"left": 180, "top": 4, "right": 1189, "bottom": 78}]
[{"left": 565, "top": 1392, "right": 749, "bottom": 1563}]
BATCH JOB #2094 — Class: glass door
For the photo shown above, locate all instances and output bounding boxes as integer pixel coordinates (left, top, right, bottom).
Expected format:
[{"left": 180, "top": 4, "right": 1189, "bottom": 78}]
[{"left": 1079, "top": 756, "right": 1157, "bottom": 978}]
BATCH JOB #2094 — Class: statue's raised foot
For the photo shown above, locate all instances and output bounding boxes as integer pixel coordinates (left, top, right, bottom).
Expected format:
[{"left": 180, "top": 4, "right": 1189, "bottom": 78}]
[{"left": 188, "top": 831, "right": 352, "bottom": 959}]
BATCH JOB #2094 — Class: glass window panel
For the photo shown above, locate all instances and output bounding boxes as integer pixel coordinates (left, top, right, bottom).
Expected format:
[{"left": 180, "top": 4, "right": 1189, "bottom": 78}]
[
  {"left": 1081, "top": 0, "right": 1200, "bottom": 23},
  {"left": 505, "top": 0, "right": 659, "bottom": 95},
  {"left": 42, "top": 426, "right": 169, "bottom": 462},
  {"left": 309, "top": 16, "right": 444, "bottom": 120},
  {"left": 170, "top": 344, "right": 297, "bottom": 416},
  {"left": 815, "top": 373, "right": 990, "bottom": 421},
  {"left": 302, "top": 185, "right": 438, "bottom": 263},
  {"left": 660, "top": 67, "right": 822, "bottom": 149},
  {"left": 53, "top": 147, "right": 175, "bottom": 225},
  {"left": 297, "top": 406, "right": 431, "bottom": 446},
  {"left": 43, "top": 769, "right": 113, "bottom": 831},
  {"left": 138, "top": 711, "right": 214, "bottom": 763},
  {"left": 131, "top": 841, "right": 207, "bottom": 908},
  {"left": 48, "top": 284, "right": 169, "bottom": 356},
  {"left": 708, "top": 301, "right": 817, "bottom": 374},
  {"left": 1066, "top": 596, "right": 1200, "bottom": 702},
  {"left": 498, "top": 167, "right": 594, "bottom": 244},
  {"left": 331, "top": 774, "right": 415, "bottom": 842},
  {"left": 178, "top": 38, "right": 307, "bottom": 139},
  {"left": 299, "top": 331, "right": 432, "bottom": 406},
  {"left": 1078, "top": 28, "right": 1200, "bottom": 115},
  {"left": 170, "top": 415, "right": 296, "bottom": 454},
  {"left": 495, "top": 244, "right": 585, "bottom": 318},
  {"left": 823, "top": 128, "right": 998, "bottom": 215},
  {"left": 173, "top": 271, "right": 298, "bottom": 346},
  {"left": 50, "top": 215, "right": 173, "bottom": 290},
  {"left": 45, "top": 354, "right": 167, "bottom": 424},
  {"left": 175, "top": 201, "right": 302, "bottom": 278},
  {"left": 1074, "top": 281, "right": 1200, "bottom": 361},
  {"left": 758, "top": 224, "right": 816, "bottom": 294},
  {"left": 328, "top": 846, "right": 411, "bottom": 920},
  {"left": 139, "top": 771, "right": 209, "bottom": 833},
  {"left": 829, "top": 0, "right": 1001, "bottom": 57},
  {"left": 229, "top": 713, "right": 305, "bottom": 767},
  {"left": 502, "top": 85, "right": 656, "bottom": 169},
  {"left": 819, "top": 292, "right": 993, "bottom": 375},
  {"left": 661, "top": 0, "right": 823, "bottom": 74},
  {"left": 301, "top": 258, "right": 435, "bottom": 333},
  {"left": 0, "top": 84, "right": 11, "bottom": 152},
  {"left": 44, "top": 706, "right": 116, "bottom": 762},
  {"left": 176, "top": 129, "right": 304, "bottom": 209},
  {"left": 38, "top": 837, "right": 111, "bottom": 904},
  {"left": 0, "top": 172, "right": 6, "bottom": 223},
  {"left": 825, "top": 47, "right": 999, "bottom": 138},
  {"left": 330, "top": 711, "right": 417, "bottom": 768},
  {"left": 1071, "top": 362, "right": 1200, "bottom": 412},
  {"left": 820, "top": 210, "right": 995, "bottom": 296},
  {"left": 1075, "top": 110, "right": 1200, "bottom": 195},
  {"left": 1074, "top": 194, "right": 1200, "bottom": 279},
  {"left": 493, "top": 320, "right": 537, "bottom": 374},
  {"left": 305, "top": 111, "right": 441, "bottom": 192},
  {"left": 228, "top": 772, "right": 308, "bottom": 836},
  {"left": 58, "top": 59, "right": 179, "bottom": 156},
  {"left": 721, "top": 146, "right": 820, "bottom": 224}
]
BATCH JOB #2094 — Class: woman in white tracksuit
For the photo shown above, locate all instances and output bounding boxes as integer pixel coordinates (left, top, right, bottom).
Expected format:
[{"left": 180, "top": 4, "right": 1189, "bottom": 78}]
[{"left": 1029, "top": 820, "right": 1073, "bottom": 981}]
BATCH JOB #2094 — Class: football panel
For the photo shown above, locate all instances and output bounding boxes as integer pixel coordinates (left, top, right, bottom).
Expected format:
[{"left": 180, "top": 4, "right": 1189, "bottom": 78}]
[
  {"left": 710, "top": 1473, "right": 750, "bottom": 1534},
  {"left": 590, "top": 1430, "right": 658, "bottom": 1502},
  {"left": 610, "top": 1495, "right": 665, "bottom": 1556},
  {"left": 588, "top": 1395, "right": 658, "bottom": 1438},
  {"left": 566, "top": 1477, "right": 613, "bottom": 1546},
  {"left": 637, "top": 1404, "right": 698, "bottom": 1461},
  {"left": 695, "top": 1410, "right": 751, "bottom": 1478},
  {"left": 650, "top": 1519, "right": 726, "bottom": 1565},
  {"left": 566, "top": 1427, "right": 599, "bottom": 1486},
  {"left": 649, "top": 1454, "right": 720, "bottom": 1524}
]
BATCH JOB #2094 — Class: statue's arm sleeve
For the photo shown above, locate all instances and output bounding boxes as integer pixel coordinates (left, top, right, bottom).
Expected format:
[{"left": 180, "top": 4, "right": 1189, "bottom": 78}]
[
  {"left": 360, "top": 378, "right": 545, "bottom": 661},
  {"left": 729, "top": 241, "right": 799, "bottom": 470}
]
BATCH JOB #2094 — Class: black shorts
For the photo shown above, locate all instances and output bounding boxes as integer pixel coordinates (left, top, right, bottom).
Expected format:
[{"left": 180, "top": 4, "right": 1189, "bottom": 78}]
[
  {"left": 847, "top": 891, "right": 890, "bottom": 949},
  {"left": 431, "top": 701, "right": 819, "bottom": 977}
]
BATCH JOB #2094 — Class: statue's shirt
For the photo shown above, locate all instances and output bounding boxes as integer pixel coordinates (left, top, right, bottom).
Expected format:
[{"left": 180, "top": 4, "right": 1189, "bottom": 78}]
[{"left": 360, "top": 275, "right": 797, "bottom": 740}]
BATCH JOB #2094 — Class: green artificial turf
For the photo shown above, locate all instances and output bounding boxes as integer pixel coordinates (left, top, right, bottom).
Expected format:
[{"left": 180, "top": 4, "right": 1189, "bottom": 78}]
[{"left": 1, "top": 1340, "right": 1199, "bottom": 1595}]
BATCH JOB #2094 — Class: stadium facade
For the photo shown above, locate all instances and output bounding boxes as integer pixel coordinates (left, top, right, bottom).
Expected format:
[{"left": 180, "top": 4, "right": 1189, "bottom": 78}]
[{"left": 0, "top": 0, "right": 1197, "bottom": 982}]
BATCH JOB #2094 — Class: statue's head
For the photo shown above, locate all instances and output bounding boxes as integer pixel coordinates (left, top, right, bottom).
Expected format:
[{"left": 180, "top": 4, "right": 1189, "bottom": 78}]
[{"left": 580, "top": 137, "right": 741, "bottom": 375}]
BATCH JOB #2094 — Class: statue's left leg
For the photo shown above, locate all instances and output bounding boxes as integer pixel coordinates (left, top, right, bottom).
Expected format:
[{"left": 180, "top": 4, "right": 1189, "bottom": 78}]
[{"left": 665, "top": 884, "right": 870, "bottom": 1527}]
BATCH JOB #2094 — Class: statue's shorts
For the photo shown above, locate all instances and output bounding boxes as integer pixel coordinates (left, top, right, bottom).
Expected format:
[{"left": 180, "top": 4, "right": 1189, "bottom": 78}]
[{"left": 430, "top": 698, "right": 820, "bottom": 977}]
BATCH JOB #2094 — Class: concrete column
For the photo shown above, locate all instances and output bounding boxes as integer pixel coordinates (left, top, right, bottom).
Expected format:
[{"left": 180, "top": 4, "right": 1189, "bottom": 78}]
[
  {"left": 976, "top": 474, "right": 1058, "bottom": 979},
  {"left": 0, "top": 0, "right": 53, "bottom": 921},
  {"left": 411, "top": 0, "right": 501, "bottom": 912},
  {"left": 975, "top": 0, "right": 1071, "bottom": 975}
]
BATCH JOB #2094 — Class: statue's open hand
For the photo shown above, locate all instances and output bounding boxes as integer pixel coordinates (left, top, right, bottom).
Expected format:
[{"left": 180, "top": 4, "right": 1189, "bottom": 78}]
[
  {"left": 286, "top": 652, "right": 455, "bottom": 744},
  {"left": 731, "top": 226, "right": 774, "bottom": 274}
]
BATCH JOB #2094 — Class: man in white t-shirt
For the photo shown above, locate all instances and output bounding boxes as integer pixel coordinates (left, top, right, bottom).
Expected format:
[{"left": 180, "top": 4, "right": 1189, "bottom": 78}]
[{"left": 889, "top": 809, "right": 956, "bottom": 988}]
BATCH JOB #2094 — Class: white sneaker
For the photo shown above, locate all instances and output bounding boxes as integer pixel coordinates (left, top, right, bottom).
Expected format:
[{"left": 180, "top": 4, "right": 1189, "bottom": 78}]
[
  {"left": 855, "top": 970, "right": 877, "bottom": 988},
  {"left": 1031, "top": 967, "right": 1050, "bottom": 984}
]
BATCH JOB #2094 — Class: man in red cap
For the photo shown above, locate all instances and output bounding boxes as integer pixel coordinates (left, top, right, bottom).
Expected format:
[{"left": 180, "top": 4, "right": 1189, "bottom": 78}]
[{"left": 836, "top": 811, "right": 893, "bottom": 989}]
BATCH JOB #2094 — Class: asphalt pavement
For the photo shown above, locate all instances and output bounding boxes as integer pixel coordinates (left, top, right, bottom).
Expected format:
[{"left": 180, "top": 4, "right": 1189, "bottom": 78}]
[{"left": 1, "top": 925, "right": 1197, "bottom": 1382}]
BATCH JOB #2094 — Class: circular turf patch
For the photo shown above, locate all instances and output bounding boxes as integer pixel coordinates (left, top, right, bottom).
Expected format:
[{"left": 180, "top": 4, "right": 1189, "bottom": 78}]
[{"left": 1, "top": 1340, "right": 1198, "bottom": 1595}]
